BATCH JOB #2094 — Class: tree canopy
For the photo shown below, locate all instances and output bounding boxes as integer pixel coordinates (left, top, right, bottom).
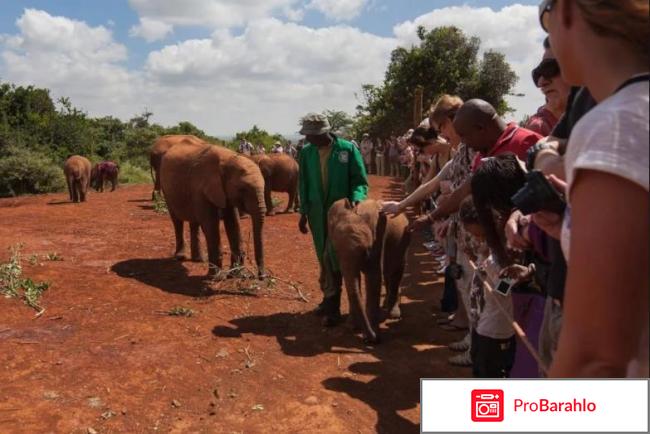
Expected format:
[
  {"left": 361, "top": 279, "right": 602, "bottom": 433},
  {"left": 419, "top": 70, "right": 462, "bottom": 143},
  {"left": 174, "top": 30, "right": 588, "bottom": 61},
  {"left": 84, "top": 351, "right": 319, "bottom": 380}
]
[
  {"left": 353, "top": 26, "right": 518, "bottom": 138},
  {"left": 0, "top": 81, "right": 223, "bottom": 197}
]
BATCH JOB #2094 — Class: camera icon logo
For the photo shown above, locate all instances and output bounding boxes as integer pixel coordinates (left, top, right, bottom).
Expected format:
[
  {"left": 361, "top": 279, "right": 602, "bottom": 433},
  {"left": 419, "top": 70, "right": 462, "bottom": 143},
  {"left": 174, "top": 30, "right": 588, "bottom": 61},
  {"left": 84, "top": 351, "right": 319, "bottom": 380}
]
[{"left": 471, "top": 389, "right": 504, "bottom": 422}]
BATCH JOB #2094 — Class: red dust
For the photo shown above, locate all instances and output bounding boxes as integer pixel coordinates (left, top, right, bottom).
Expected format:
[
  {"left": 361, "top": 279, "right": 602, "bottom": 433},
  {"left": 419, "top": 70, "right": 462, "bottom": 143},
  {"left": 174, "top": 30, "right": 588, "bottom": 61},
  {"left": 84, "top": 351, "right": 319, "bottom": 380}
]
[{"left": 0, "top": 176, "right": 467, "bottom": 433}]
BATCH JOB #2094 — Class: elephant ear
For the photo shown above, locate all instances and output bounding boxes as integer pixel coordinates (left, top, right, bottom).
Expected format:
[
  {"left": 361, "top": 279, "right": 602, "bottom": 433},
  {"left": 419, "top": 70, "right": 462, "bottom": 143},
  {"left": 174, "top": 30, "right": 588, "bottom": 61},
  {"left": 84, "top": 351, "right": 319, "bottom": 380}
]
[{"left": 204, "top": 165, "right": 229, "bottom": 209}]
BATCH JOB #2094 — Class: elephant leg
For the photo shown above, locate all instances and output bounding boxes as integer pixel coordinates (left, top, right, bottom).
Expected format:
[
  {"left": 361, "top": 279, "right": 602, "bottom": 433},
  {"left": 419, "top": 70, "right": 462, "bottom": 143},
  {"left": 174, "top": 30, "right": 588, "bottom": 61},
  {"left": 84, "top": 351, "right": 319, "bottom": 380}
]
[
  {"left": 111, "top": 175, "right": 117, "bottom": 192},
  {"left": 285, "top": 189, "right": 295, "bottom": 214},
  {"left": 222, "top": 206, "right": 244, "bottom": 269},
  {"left": 201, "top": 212, "right": 224, "bottom": 279},
  {"left": 342, "top": 266, "right": 378, "bottom": 344},
  {"left": 264, "top": 181, "right": 275, "bottom": 216},
  {"left": 73, "top": 178, "right": 81, "bottom": 203},
  {"left": 171, "top": 215, "right": 187, "bottom": 261},
  {"left": 67, "top": 177, "right": 73, "bottom": 201},
  {"left": 293, "top": 185, "right": 300, "bottom": 212},
  {"left": 80, "top": 178, "right": 88, "bottom": 202},
  {"left": 364, "top": 267, "right": 383, "bottom": 328},
  {"left": 383, "top": 235, "right": 409, "bottom": 319},
  {"left": 189, "top": 222, "right": 204, "bottom": 262}
]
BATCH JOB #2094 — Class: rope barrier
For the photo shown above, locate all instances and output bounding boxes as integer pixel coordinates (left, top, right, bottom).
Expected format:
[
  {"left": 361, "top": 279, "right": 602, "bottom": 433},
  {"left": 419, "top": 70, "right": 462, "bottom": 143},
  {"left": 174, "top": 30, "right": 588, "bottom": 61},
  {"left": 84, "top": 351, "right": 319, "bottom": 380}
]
[{"left": 467, "top": 259, "right": 549, "bottom": 376}]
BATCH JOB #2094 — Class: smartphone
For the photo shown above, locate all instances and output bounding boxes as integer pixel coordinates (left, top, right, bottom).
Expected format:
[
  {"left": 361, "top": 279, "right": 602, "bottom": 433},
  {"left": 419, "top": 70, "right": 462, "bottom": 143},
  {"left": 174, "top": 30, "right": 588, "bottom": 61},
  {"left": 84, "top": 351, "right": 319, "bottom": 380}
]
[{"left": 494, "top": 279, "right": 514, "bottom": 296}]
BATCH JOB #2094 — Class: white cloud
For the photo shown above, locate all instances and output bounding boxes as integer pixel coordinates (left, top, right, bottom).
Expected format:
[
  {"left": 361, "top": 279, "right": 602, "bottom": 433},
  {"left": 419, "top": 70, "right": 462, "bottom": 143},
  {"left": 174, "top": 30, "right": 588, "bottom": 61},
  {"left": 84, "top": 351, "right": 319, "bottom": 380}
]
[
  {"left": 0, "top": 9, "right": 138, "bottom": 120},
  {"left": 307, "top": 0, "right": 368, "bottom": 21},
  {"left": 143, "top": 18, "right": 396, "bottom": 133},
  {"left": 127, "top": 0, "right": 304, "bottom": 29},
  {"left": 129, "top": 17, "right": 174, "bottom": 42},
  {"left": 394, "top": 4, "right": 546, "bottom": 118},
  {"left": 0, "top": 4, "right": 547, "bottom": 137}
]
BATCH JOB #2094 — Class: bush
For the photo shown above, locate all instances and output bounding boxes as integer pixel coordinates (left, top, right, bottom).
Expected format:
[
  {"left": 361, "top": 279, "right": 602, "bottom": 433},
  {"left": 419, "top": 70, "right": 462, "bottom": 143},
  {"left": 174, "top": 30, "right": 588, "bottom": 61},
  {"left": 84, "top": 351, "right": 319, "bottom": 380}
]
[
  {"left": 118, "top": 160, "right": 152, "bottom": 185},
  {"left": 0, "top": 147, "right": 65, "bottom": 197}
]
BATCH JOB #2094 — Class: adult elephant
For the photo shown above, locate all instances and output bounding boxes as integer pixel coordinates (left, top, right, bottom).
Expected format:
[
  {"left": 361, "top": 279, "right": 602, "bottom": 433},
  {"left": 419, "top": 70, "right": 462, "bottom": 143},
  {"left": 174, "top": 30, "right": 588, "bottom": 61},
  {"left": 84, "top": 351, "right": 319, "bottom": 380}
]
[
  {"left": 159, "top": 135, "right": 267, "bottom": 279},
  {"left": 328, "top": 198, "right": 410, "bottom": 343},
  {"left": 150, "top": 136, "right": 201, "bottom": 200},
  {"left": 63, "top": 155, "right": 91, "bottom": 203},
  {"left": 250, "top": 153, "right": 300, "bottom": 215}
]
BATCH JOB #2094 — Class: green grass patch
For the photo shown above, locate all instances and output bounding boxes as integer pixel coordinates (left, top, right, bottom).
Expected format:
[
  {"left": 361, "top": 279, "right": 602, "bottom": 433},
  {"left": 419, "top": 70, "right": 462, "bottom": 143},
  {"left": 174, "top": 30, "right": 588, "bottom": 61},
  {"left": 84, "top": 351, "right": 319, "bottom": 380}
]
[
  {"left": 152, "top": 192, "right": 169, "bottom": 214},
  {"left": 0, "top": 245, "right": 50, "bottom": 313},
  {"left": 45, "top": 252, "right": 63, "bottom": 261},
  {"left": 167, "top": 307, "right": 195, "bottom": 317},
  {"left": 118, "top": 161, "right": 151, "bottom": 185}
]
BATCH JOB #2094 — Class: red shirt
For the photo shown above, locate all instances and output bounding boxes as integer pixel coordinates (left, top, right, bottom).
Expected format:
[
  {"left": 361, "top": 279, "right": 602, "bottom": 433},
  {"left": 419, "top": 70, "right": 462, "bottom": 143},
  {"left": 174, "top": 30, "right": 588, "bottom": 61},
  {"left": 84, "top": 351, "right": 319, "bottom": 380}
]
[
  {"left": 525, "top": 106, "right": 559, "bottom": 136},
  {"left": 472, "top": 123, "right": 542, "bottom": 172}
]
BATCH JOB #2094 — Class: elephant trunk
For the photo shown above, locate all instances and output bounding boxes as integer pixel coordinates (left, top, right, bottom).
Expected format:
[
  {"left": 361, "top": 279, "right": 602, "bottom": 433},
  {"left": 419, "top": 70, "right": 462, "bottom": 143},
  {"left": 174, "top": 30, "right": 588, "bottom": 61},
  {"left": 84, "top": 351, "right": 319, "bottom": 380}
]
[{"left": 251, "top": 186, "right": 267, "bottom": 278}]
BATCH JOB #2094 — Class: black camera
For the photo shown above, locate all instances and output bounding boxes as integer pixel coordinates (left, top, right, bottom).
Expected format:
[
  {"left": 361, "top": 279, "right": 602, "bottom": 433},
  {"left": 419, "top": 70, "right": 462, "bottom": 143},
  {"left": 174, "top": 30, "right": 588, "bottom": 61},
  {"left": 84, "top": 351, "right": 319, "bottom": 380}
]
[{"left": 511, "top": 170, "right": 566, "bottom": 215}]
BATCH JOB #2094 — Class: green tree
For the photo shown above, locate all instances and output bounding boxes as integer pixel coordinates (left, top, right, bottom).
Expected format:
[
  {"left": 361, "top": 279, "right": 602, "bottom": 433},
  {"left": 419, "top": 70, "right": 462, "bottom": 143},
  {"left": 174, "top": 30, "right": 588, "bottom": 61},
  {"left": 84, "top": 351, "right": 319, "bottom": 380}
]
[
  {"left": 323, "top": 110, "right": 354, "bottom": 136},
  {"left": 230, "top": 125, "right": 286, "bottom": 152},
  {"left": 354, "top": 26, "right": 518, "bottom": 138}
]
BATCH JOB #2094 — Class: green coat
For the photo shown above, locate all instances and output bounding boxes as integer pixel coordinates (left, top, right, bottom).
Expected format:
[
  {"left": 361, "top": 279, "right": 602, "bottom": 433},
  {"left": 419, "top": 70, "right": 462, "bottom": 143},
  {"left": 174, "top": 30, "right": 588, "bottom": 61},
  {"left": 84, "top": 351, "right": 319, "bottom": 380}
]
[{"left": 298, "top": 136, "right": 368, "bottom": 266}]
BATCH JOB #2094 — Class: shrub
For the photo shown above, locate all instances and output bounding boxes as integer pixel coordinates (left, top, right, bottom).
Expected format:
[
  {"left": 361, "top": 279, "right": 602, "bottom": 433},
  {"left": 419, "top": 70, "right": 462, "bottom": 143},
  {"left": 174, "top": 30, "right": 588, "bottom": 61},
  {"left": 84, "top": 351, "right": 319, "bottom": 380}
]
[
  {"left": 0, "top": 147, "right": 65, "bottom": 197},
  {"left": 118, "top": 160, "right": 151, "bottom": 185}
]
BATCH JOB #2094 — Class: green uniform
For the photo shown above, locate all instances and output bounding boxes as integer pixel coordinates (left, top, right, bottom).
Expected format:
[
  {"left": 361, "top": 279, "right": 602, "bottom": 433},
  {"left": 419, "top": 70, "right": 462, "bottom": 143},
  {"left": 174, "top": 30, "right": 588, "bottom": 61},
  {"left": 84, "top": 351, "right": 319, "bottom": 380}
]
[{"left": 298, "top": 136, "right": 368, "bottom": 272}]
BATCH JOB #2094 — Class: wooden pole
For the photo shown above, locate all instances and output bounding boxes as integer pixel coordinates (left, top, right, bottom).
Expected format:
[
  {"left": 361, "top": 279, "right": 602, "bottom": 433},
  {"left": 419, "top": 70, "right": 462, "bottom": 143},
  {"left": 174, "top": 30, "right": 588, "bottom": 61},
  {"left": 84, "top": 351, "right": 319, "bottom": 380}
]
[{"left": 413, "top": 86, "right": 424, "bottom": 127}]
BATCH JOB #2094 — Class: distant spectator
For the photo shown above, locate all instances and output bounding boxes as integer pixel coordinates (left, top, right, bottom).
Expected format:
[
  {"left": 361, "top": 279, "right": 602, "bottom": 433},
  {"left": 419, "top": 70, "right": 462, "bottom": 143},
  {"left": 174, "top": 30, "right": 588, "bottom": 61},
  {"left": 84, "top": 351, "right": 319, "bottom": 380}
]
[
  {"left": 272, "top": 142, "right": 284, "bottom": 154},
  {"left": 238, "top": 138, "right": 253, "bottom": 155},
  {"left": 388, "top": 136, "right": 400, "bottom": 177},
  {"left": 525, "top": 37, "right": 571, "bottom": 136},
  {"left": 375, "top": 139, "right": 385, "bottom": 176},
  {"left": 360, "top": 133, "right": 373, "bottom": 174}
]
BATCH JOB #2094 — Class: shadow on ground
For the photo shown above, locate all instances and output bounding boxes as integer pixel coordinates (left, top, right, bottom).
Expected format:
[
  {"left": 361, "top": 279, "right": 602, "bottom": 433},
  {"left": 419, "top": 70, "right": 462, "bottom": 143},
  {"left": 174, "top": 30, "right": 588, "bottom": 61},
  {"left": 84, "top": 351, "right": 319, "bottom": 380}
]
[{"left": 211, "top": 177, "right": 469, "bottom": 433}]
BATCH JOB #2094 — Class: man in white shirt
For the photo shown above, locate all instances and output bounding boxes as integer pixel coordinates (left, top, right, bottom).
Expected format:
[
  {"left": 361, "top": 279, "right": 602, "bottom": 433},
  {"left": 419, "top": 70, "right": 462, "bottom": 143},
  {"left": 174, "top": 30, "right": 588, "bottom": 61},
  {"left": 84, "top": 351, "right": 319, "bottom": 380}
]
[{"left": 360, "top": 133, "right": 374, "bottom": 174}]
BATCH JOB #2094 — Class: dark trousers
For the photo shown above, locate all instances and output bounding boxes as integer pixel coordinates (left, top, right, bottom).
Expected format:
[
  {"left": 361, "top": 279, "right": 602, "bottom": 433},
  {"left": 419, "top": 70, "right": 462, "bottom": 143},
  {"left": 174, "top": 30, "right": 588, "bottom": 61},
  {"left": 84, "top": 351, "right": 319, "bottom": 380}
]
[
  {"left": 471, "top": 330, "right": 516, "bottom": 378},
  {"left": 440, "top": 265, "right": 459, "bottom": 313}
]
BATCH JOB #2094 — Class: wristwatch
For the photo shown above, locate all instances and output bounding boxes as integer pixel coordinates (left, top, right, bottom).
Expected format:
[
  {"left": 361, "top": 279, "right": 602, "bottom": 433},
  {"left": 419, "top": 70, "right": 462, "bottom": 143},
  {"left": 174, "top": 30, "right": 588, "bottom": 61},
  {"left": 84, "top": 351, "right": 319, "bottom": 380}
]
[{"left": 526, "top": 141, "right": 554, "bottom": 171}]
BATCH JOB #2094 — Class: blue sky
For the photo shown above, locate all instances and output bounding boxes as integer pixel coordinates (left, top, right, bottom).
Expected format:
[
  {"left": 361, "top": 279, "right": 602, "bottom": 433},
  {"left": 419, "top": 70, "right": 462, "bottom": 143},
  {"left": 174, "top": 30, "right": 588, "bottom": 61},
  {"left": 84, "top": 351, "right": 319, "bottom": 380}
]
[{"left": 0, "top": 1, "right": 545, "bottom": 136}]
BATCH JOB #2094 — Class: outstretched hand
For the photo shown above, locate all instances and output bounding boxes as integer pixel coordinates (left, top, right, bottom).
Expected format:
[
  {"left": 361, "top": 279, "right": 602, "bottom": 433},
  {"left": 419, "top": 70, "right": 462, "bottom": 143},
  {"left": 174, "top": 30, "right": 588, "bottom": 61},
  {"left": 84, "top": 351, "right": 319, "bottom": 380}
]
[
  {"left": 299, "top": 214, "right": 309, "bottom": 234},
  {"left": 380, "top": 200, "right": 403, "bottom": 216},
  {"left": 505, "top": 210, "right": 531, "bottom": 251},
  {"left": 408, "top": 214, "right": 431, "bottom": 232}
]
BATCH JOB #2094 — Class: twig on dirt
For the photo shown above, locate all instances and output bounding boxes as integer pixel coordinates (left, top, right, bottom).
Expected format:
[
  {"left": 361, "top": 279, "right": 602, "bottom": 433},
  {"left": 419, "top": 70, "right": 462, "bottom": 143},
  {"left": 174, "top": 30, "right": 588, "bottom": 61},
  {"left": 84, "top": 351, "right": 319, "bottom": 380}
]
[
  {"left": 14, "top": 341, "right": 39, "bottom": 345},
  {"left": 47, "top": 316, "right": 63, "bottom": 321},
  {"left": 207, "top": 263, "right": 309, "bottom": 303},
  {"left": 243, "top": 346, "right": 254, "bottom": 363},
  {"left": 33, "top": 308, "right": 46, "bottom": 319},
  {"left": 266, "top": 273, "right": 309, "bottom": 303}
]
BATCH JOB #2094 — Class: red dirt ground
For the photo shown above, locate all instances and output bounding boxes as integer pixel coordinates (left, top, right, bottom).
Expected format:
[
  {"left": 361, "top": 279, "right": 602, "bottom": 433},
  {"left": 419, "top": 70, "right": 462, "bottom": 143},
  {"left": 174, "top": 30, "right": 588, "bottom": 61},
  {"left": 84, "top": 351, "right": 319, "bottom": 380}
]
[{"left": 0, "top": 176, "right": 468, "bottom": 434}]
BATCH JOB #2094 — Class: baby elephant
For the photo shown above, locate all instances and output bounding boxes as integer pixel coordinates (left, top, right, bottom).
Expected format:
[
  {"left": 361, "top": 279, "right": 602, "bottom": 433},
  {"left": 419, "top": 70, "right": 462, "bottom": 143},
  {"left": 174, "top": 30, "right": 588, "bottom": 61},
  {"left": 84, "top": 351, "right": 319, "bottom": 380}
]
[
  {"left": 91, "top": 161, "right": 119, "bottom": 192},
  {"left": 328, "top": 199, "right": 410, "bottom": 343},
  {"left": 64, "top": 155, "right": 91, "bottom": 203}
]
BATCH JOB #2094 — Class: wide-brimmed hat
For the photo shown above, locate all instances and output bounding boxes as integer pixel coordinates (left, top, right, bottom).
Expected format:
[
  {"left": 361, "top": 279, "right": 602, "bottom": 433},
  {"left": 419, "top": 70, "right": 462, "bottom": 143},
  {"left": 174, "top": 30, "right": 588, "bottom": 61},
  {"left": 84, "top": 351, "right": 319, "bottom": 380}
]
[{"left": 299, "top": 113, "right": 331, "bottom": 136}]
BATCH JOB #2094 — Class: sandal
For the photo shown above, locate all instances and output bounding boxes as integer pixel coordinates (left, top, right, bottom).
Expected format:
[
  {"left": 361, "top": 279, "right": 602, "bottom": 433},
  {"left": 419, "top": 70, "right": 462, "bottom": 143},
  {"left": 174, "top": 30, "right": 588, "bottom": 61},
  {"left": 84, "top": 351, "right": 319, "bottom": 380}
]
[{"left": 439, "top": 323, "right": 468, "bottom": 332}]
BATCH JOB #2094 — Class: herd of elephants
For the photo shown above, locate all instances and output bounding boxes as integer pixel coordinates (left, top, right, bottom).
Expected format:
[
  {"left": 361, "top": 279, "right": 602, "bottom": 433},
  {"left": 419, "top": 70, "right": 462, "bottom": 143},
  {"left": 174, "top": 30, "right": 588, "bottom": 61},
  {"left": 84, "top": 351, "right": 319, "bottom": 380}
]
[{"left": 62, "top": 134, "right": 410, "bottom": 343}]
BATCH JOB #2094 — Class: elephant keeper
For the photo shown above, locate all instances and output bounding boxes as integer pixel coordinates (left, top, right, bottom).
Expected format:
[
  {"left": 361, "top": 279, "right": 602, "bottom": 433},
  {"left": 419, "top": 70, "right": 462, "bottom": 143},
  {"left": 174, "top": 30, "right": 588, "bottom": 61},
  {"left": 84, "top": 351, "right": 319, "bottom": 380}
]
[{"left": 298, "top": 113, "right": 369, "bottom": 326}]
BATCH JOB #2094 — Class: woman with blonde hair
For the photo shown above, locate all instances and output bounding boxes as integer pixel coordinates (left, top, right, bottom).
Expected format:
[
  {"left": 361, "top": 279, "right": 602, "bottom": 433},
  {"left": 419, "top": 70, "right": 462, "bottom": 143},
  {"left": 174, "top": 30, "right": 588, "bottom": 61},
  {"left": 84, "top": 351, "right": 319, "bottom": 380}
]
[
  {"left": 383, "top": 95, "right": 478, "bottom": 366},
  {"left": 536, "top": 0, "right": 649, "bottom": 377}
]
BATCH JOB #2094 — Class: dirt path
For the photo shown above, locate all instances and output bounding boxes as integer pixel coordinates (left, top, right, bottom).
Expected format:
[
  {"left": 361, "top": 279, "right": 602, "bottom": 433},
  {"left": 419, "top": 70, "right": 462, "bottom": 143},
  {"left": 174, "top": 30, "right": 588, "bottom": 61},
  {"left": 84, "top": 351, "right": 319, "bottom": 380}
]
[{"left": 0, "top": 176, "right": 467, "bottom": 434}]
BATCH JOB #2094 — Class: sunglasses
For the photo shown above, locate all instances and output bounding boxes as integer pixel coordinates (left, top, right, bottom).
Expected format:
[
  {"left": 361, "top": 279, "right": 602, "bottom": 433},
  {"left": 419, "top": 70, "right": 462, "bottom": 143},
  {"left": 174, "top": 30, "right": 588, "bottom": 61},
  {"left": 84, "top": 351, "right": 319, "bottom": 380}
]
[
  {"left": 532, "top": 58, "right": 560, "bottom": 85},
  {"left": 538, "top": 0, "right": 555, "bottom": 32}
]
